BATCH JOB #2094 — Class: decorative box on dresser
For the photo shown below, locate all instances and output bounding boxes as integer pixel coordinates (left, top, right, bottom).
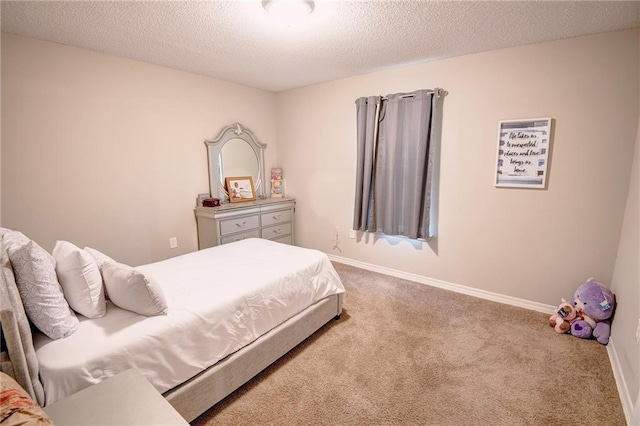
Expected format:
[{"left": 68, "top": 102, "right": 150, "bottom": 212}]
[{"left": 195, "top": 198, "right": 295, "bottom": 249}]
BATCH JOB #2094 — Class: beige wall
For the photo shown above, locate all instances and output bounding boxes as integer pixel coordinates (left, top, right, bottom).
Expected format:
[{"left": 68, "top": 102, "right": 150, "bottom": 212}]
[
  {"left": 611, "top": 109, "right": 639, "bottom": 418},
  {"left": 0, "top": 30, "right": 3, "bottom": 226},
  {"left": 1, "top": 33, "right": 277, "bottom": 265},
  {"left": 610, "top": 33, "right": 640, "bottom": 413},
  {"left": 276, "top": 29, "right": 639, "bottom": 306}
]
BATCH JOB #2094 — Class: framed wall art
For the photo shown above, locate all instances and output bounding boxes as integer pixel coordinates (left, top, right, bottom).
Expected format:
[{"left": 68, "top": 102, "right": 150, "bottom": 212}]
[
  {"left": 494, "top": 118, "right": 553, "bottom": 189},
  {"left": 225, "top": 176, "right": 256, "bottom": 203}
]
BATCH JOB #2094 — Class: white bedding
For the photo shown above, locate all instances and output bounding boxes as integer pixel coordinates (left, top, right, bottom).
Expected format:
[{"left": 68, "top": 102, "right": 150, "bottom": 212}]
[{"left": 33, "top": 238, "right": 345, "bottom": 405}]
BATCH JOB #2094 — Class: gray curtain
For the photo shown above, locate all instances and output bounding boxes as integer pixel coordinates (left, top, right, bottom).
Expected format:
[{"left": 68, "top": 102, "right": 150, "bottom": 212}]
[
  {"left": 353, "top": 89, "right": 444, "bottom": 240},
  {"left": 353, "top": 96, "right": 381, "bottom": 232}
]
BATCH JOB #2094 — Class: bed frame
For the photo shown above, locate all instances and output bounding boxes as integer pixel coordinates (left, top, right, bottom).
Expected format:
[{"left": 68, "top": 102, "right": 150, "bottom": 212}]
[
  {"left": 165, "top": 294, "right": 342, "bottom": 421},
  {"left": 0, "top": 242, "right": 343, "bottom": 422}
]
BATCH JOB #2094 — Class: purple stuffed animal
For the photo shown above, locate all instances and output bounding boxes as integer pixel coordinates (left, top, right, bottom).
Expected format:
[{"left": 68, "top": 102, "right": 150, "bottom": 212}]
[{"left": 570, "top": 278, "right": 615, "bottom": 345}]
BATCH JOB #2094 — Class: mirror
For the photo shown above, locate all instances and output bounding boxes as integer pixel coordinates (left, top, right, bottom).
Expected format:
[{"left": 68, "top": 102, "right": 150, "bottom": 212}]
[
  {"left": 205, "top": 123, "right": 267, "bottom": 202},
  {"left": 219, "top": 139, "right": 259, "bottom": 183}
]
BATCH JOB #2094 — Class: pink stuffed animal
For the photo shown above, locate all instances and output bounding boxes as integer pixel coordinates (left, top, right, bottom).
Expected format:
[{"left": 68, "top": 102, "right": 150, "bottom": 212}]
[{"left": 549, "top": 298, "right": 577, "bottom": 333}]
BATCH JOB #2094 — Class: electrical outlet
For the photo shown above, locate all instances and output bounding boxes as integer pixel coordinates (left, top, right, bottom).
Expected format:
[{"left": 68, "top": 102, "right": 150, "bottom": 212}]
[
  {"left": 169, "top": 237, "right": 178, "bottom": 249},
  {"left": 636, "top": 319, "right": 640, "bottom": 345},
  {"left": 349, "top": 229, "right": 356, "bottom": 239}
]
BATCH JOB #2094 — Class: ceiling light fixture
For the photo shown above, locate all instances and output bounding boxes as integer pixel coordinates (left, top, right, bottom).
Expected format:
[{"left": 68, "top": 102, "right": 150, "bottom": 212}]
[{"left": 262, "top": 0, "right": 315, "bottom": 20}]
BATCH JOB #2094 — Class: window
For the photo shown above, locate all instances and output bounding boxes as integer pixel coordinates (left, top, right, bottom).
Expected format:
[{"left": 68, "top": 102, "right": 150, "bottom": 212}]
[{"left": 353, "top": 89, "right": 445, "bottom": 240}]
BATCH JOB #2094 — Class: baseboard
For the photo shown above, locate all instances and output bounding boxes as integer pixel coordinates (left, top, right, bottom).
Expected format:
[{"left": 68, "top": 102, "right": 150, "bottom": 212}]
[
  {"left": 327, "top": 254, "right": 557, "bottom": 315},
  {"left": 607, "top": 337, "right": 634, "bottom": 424}
]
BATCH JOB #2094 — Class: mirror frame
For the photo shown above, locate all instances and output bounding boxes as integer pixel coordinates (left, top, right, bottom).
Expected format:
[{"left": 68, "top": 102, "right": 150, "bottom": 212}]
[{"left": 205, "top": 123, "right": 267, "bottom": 202}]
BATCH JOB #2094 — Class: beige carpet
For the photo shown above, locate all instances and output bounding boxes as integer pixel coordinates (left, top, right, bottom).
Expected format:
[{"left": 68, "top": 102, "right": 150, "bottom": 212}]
[{"left": 192, "top": 263, "right": 626, "bottom": 425}]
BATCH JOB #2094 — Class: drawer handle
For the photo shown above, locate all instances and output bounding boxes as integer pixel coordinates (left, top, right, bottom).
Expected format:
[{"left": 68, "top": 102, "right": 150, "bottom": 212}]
[
  {"left": 236, "top": 221, "right": 247, "bottom": 228},
  {"left": 272, "top": 228, "right": 282, "bottom": 234},
  {"left": 272, "top": 214, "right": 282, "bottom": 220}
]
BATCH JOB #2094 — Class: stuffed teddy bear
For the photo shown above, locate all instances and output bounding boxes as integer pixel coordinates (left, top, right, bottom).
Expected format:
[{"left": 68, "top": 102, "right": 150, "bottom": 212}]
[
  {"left": 548, "top": 298, "right": 577, "bottom": 333},
  {"left": 570, "top": 278, "right": 615, "bottom": 345}
]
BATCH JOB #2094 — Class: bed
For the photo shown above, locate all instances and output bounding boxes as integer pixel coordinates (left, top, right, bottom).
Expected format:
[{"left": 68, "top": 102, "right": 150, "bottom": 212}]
[{"left": 0, "top": 234, "right": 345, "bottom": 422}]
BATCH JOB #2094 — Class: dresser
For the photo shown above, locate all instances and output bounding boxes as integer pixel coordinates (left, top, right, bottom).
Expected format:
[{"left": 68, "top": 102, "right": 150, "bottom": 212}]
[{"left": 195, "top": 198, "right": 295, "bottom": 249}]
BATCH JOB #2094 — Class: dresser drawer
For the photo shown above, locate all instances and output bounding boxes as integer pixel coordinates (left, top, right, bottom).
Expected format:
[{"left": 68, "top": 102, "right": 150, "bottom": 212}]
[
  {"left": 219, "top": 215, "right": 260, "bottom": 236},
  {"left": 261, "top": 209, "right": 292, "bottom": 227},
  {"left": 221, "top": 229, "right": 261, "bottom": 245},
  {"left": 261, "top": 223, "right": 292, "bottom": 240}
]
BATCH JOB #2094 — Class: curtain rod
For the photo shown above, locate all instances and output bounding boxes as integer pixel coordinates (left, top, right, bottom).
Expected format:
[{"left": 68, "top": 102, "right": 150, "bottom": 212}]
[
  {"left": 380, "top": 88, "right": 445, "bottom": 101},
  {"left": 380, "top": 94, "right": 415, "bottom": 101}
]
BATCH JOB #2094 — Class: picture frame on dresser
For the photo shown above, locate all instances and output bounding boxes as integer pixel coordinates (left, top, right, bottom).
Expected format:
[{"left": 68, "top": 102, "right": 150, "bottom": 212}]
[{"left": 226, "top": 176, "right": 256, "bottom": 202}]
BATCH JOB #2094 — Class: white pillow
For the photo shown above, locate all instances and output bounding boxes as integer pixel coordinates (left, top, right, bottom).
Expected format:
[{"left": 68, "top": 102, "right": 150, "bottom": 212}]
[
  {"left": 53, "top": 241, "right": 106, "bottom": 319},
  {"left": 3, "top": 233, "right": 79, "bottom": 340},
  {"left": 84, "top": 247, "right": 117, "bottom": 301},
  {"left": 101, "top": 262, "right": 168, "bottom": 316},
  {"left": 84, "top": 247, "right": 115, "bottom": 269}
]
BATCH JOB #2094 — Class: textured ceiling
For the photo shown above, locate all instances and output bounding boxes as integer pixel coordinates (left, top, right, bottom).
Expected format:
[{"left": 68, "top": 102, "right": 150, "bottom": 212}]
[{"left": 2, "top": 1, "right": 639, "bottom": 92}]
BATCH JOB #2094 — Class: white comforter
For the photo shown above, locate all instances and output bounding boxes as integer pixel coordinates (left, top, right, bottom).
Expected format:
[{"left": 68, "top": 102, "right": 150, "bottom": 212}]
[{"left": 33, "top": 238, "right": 345, "bottom": 406}]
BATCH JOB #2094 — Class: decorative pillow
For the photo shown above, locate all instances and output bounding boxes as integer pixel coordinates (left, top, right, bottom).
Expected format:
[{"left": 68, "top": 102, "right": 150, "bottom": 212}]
[
  {"left": 1, "top": 244, "right": 45, "bottom": 405},
  {"left": 101, "top": 262, "right": 168, "bottom": 316},
  {"left": 1, "top": 228, "right": 31, "bottom": 253},
  {"left": 53, "top": 241, "right": 106, "bottom": 319},
  {"left": 0, "top": 372, "right": 53, "bottom": 425},
  {"left": 2, "top": 229, "right": 79, "bottom": 340},
  {"left": 7, "top": 240, "right": 79, "bottom": 339}
]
